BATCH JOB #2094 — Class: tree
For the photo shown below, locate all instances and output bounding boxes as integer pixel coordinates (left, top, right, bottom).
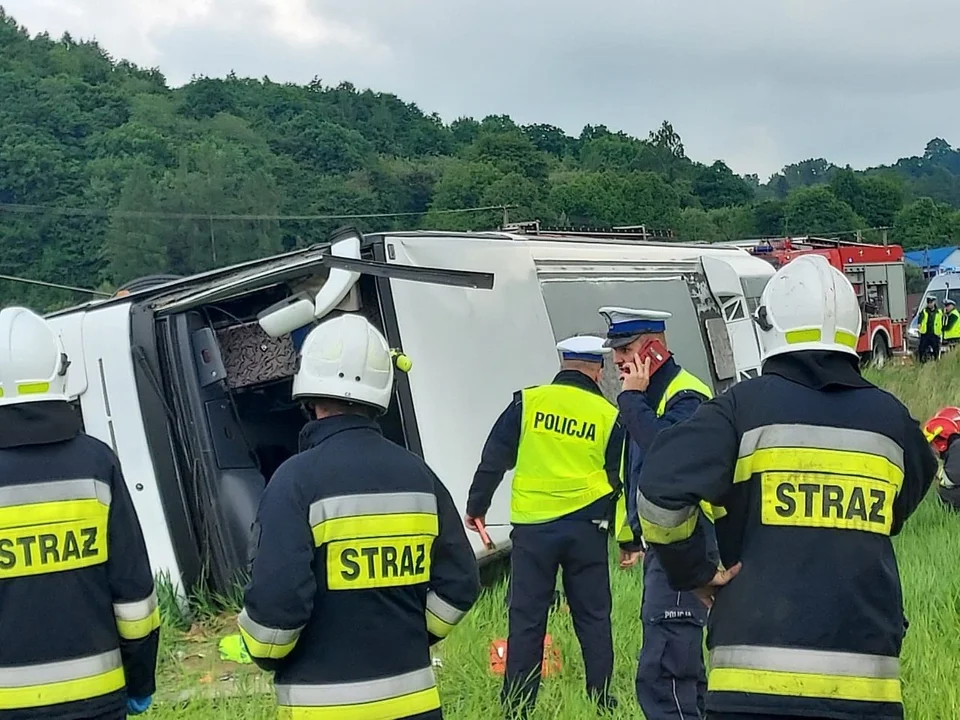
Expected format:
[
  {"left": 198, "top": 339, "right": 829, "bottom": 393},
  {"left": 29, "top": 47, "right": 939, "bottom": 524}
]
[
  {"left": 783, "top": 186, "right": 862, "bottom": 235},
  {"left": 692, "top": 161, "right": 754, "bottom": 209},
  {"left": 892, "top": 198, "right": 953, "bottom": 250}
]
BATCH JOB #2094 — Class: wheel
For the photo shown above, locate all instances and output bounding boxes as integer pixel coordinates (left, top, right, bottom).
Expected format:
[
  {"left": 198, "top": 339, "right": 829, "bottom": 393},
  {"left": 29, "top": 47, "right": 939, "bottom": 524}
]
[{"left": 871, "top": 333, "right": 890, "bottom": 368}]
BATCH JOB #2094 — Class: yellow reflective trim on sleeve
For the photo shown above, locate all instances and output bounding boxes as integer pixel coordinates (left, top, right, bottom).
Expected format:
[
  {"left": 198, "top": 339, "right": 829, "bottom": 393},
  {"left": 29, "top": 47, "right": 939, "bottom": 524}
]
[
  {"left": 239, "top": 626, "right": 299, "bottom": 660},
  {"left": 277, "top": 687, "right": 441, "bottom": 720},
  {"left": 327, "top": 535, "right": 434, "bottom": 590},
  {"left": 703, "top": 502, "right": 727, "bottom": 521},
  {"left": 116, "top": 607, "right": 161, "bottom": 641},
  {"left": 734, "top": 448, "right": 904, "bottom": 489},
  {"left": 639, "top": 510, "right": 698, "bottom": 545},
  {"left": 426, "top": 611, "right": 454, "bottom": 639},
  {"left": 312, "top": 513, "right": 438, "bottom": 547},
  {"left": 614, "top": 495, "right": 633, "bottom": 543},
  {"left": 708, "top": 667, "right": 901, "bottom": 704},
  {"left": 0, "top": 515, "right": 108, "bottom": 578}
]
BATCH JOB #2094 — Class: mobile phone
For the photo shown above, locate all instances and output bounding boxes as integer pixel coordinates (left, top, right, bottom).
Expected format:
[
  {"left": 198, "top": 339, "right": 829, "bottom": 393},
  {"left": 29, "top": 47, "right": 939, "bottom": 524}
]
[{"left": 636, "top": 337, "right": 670, "bottom": 375}]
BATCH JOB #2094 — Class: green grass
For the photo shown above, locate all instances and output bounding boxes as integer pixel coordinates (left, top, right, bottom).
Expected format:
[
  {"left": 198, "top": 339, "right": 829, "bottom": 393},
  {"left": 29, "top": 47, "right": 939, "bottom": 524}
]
[{"left": 145, "top": 353, "right": 960, "bottom": 719}]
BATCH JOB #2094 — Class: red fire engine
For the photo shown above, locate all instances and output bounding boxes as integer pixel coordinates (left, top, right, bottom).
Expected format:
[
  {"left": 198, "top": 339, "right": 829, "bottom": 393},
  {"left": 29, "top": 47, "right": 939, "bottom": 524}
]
[{"left": 731, "top": 237, "right": 908, "bottom": 362}]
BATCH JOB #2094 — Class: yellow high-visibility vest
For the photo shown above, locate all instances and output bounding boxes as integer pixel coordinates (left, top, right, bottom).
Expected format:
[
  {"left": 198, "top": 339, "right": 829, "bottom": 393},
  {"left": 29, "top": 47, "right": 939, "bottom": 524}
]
[
  {"left": 510, "top": 384, "right": 619, "bottom": 524},
  {"left": 944, "top": 309, "right": 960, "bottom": 340},
  {"left": 919, "top": 308, "right": 943, "bottom": 336},
  {"left": 613, "top": 369, "right": 726, "bottom": 543}
]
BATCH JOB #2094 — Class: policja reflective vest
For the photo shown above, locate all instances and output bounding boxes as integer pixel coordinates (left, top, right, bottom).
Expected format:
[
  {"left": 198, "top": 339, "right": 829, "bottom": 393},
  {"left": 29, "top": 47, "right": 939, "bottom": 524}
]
[
  {"left": 240, "top": 414, "right": 480, "bottom": 720},
  {"left": 634, "top": 352, "right": 937, "bottom": 719},
  {"left": 918, "top": 306, "right": 943, "bottom": 336},
  {"left": 943, "top": 308, "right": 960, "bottom": 341},
  {"left": 0, "top": 401, "right": 160, "bottom": 720},
  {"left": 511, "top": 383, "right": 620, "bottom": 524},
  {"left": 613, "top": 369, "right": 725, "bottom": 543}
]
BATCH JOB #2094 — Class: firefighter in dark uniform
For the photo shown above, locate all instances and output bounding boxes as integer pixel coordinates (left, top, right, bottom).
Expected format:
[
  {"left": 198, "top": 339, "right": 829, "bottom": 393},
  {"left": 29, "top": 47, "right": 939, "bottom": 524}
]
[
  {"left": 597, "top": 306, "right": 719, "bottom": 720},
  {"left": 917, "top": 295, "right": 942, "bottom": 362},
  {"left": 635, "top": 254, "right": 937, "bottom": 720},
  {"left": 465, "top": 335, "right": 626, "bottom": 717},
  {"left": 0, "top": 306, "right": 160, "bottom": 720},
  {"left": 240, "top": 312, "right": 480, "bottom": 720},
  {"left": 923, "top": 406, "right": 960, "bottom": 511}
]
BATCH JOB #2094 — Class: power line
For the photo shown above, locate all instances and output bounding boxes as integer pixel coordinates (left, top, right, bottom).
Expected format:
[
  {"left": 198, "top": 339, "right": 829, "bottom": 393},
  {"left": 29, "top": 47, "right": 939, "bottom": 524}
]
[
  {"left": 0, "top": 274, "right": 111, "bottom": 297},
  {"left": 0, "top": 203, "right": 514, "bottom": 222}
]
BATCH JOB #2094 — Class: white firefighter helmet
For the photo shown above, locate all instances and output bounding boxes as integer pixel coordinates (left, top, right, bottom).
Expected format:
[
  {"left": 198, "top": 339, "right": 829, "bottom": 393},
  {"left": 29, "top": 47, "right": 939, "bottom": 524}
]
[
  {"left": 754, "top": 253, "right": 862, "bottom": 362},
  {"left": 0, "top": 306, "right": 70, "bottom": 407},
  {"left": 292, "top": 313, "right": 394, "bottom": 412}
]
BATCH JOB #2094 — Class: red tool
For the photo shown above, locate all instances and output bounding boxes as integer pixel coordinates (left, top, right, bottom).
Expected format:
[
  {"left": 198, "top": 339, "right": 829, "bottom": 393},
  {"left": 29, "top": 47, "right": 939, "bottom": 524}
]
[{"left": 475, "top": 518, "right": 496, "bottom": 551}]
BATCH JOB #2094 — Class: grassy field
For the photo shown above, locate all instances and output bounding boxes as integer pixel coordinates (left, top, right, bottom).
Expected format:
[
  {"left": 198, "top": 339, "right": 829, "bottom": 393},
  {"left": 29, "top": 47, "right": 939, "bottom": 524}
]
[{"left": 146, "top": 353, "right": 960, "bottom": 719}]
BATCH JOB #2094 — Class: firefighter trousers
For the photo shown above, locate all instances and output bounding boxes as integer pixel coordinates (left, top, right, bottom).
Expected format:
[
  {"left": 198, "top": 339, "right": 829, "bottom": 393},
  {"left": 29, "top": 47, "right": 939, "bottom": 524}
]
[
  {"left": 709, "top": 714, "right": 836, "bottom": 720},
  {"left": 636, "top": 549, "right": 708, "bottom": 720},
  {"left": 502, "top": 520, "right": 614, "bottom": 717}
]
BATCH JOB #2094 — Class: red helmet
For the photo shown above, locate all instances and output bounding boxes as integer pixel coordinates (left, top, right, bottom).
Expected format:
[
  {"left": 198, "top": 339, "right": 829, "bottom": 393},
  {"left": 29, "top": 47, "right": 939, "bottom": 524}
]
[{"left": 923, "top": 407, "right": 960, "bottom": 453}]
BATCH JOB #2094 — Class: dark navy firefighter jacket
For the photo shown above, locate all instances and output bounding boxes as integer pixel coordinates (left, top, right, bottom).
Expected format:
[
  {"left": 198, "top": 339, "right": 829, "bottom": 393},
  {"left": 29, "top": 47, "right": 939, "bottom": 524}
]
[
  {"left": 0, "top": 401, "right": 160, "bottom": 720},
  {"left": 240, "top": 414, "right": 481, "bottom": 719}
]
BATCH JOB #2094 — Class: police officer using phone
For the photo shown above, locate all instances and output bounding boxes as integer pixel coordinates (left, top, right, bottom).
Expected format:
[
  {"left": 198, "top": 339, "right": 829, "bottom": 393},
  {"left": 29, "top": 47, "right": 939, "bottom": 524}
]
[{"left": 598, "top": 307, "right": 719, "bottom": 720}]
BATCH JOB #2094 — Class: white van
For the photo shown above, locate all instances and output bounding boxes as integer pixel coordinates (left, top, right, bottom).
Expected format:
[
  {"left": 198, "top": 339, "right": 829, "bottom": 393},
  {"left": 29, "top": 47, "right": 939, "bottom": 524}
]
[
  {"left": 905, "top": 270, "right": 960, "bottom": 353},
  {"left": 45, "top": 227, "right": 775, "bottom": 595}
]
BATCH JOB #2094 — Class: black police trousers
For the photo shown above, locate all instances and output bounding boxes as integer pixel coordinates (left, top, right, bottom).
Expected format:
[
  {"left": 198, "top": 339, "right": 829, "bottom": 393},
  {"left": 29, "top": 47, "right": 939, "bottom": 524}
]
[
  {"left": 918, "top": 334, "right": 941, "bottom": 362},
  {"left": 502, "top": 519, "right": 613, "bottom": 716},
  {"left": 637, "top": 548, "right": 708, "bottom": 720}
]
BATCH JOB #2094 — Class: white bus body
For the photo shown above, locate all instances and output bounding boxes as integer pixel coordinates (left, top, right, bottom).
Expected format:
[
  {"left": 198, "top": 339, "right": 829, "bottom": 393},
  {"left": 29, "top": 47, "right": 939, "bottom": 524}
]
[{"left": 46, "top": 230, "right": 775, "bottom": 595}]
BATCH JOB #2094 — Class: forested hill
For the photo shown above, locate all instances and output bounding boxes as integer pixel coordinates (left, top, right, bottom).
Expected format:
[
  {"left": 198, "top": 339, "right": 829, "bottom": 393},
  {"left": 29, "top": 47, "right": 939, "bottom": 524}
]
[{"left": 3, "top": 9, "right": 960, "bottom": 310}]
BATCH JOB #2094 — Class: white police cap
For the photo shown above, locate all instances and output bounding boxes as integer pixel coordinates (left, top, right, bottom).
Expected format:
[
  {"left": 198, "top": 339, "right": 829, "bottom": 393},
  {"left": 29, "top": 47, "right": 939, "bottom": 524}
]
[
  {"left": 598, "top": 307, "right": 672, "bottom": 348},
  {"left": 556, "top": 335, "right": 610, "bottom": 363}
]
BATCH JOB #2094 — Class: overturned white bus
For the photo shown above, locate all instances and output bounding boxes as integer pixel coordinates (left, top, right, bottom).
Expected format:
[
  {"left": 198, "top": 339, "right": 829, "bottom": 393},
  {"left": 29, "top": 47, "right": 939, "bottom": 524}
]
[{"left": 45, "top": 226, "right": 775, "bottom": 595}]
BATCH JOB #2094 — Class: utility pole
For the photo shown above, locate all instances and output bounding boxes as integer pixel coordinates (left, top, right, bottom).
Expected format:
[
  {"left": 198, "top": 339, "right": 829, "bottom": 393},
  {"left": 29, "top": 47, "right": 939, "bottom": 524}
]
[{"left": 502, "top": 205, "right": 509, "bottom": 228}]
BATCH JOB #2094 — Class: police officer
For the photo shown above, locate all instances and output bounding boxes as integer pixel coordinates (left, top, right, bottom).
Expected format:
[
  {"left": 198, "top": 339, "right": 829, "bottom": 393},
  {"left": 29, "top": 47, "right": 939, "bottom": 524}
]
[
  {"left": 941, "top": 299, "right": 960, "bottom": 349},
  {"left": 240, "top": 312, "right": 480, "bottom": 720},
  {"left": 466, "top": 335, "right": 625, "bottom": 717},
  {"left": 635, "top": 254, "right": 937, "bottom": 720},
  {"left": 0, "top": 306, "right": 159, "bottom": 720},
  {"left": 917, "top": 295, "right": 942, "bottom": 362},
  {"left": 597, "top": 306, "right": 717, "bottom": 720}
]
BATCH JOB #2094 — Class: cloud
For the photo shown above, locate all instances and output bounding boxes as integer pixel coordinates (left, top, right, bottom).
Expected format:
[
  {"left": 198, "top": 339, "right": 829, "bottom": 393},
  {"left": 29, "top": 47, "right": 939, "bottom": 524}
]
[{"left": 3, "top": 0, "right": 958, "bottom": 178}]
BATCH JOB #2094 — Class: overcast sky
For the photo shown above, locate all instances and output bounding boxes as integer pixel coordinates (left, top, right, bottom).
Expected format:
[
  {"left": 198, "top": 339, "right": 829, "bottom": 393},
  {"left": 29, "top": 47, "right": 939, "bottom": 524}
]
[{"left": 4, "top": 0, "right": 957, "bottom": 179}]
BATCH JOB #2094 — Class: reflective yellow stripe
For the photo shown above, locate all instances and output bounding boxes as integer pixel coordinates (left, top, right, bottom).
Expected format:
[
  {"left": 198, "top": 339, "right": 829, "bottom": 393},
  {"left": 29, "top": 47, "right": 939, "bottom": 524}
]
[
  {"left": 276, "top": 668, "right": 440, "bottom": 720},
  {"left": 312, "top": 514, "right": 438, "bottom": 547},
  {"left": 835, "top": 330, "right": 858, "bottom": 348},
  {"left": 709, "top": 668, "right": 901, "bottom": 703},
  {"left": 709, "top": 644, "right": 901, "bottom": 703},
  {"left": 614, "top": 494, "right": 633, "bottom": 543},
  {"left": 425, "top": 591, "right": 467, "bottom": 639},
  {"left": 310, "top": 493, "right": 439, "bottom": 547},
  {"left": 0, "top": 650, "right": 126, "bottom": 710},
  {"left": 511, "top": 384, "right": 618, "bottom": 524},
  {"left": 735, "top": 447, "right": 904, "bottom": 488},
  {"left": 0, "top": 381, "right": 52, "bottom": 398},
  {"left": 639, "top": 510, "right": 698, "bottom": 544},
  {"left": 114, "top": 590, "right": 161, "bottom": 640},
  {"left": 238, "top": 609, "right": 303, "bottom": 660}
]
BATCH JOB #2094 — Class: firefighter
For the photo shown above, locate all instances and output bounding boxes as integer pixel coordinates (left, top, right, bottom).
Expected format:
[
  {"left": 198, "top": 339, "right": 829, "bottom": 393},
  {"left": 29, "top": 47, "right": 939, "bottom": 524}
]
[
  {"left": 923, "top": 406, "right": 960, "bottom": 511},
  {"left": 941, "top": 299, "right": 960, "bottom": 349},
  {"left": 239, "top": 312, "right": 480, "bottom": 720},
  {"left": 465, "top": 335, "right": 625, "bottom": 717},
  {"left": 0, "top": 306, "right": 159, "bottom": 720},
  {"left": 597, "top": 306, "right": 716, "bottom": 720},
  {"left": 636, "top": 254, "right": 937, "bottom": 720},
  {"left": 917, "top": 295, "right": 942, "bottom": 362}
]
